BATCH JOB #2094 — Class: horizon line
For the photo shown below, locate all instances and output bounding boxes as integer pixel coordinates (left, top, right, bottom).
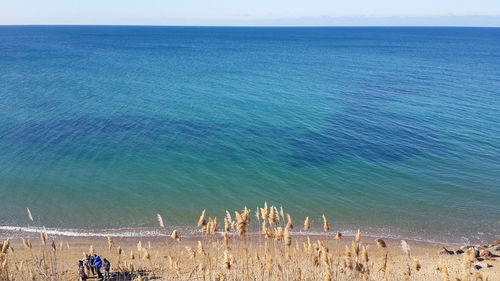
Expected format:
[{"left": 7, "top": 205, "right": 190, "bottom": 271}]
[
  {"left": 1, "top": 24, "right": 500, "bottom": 28},
  {"left": 2, "top": 15, "right": 500, "bottom": 28}
]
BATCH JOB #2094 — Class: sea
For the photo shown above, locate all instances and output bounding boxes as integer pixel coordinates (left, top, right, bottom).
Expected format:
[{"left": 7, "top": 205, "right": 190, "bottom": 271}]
[{"left": 0, "top": 26, "right": 499, "bottom": 244}]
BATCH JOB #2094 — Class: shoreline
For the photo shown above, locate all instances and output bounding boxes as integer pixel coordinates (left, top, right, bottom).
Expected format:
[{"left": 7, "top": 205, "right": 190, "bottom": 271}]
[
  {"left": 2, "top": 206, "right": 498, "bottom": 280},
  {"left": 0, "top": 224, "right": 492, "bottom": 246},
  {"left": 1, "top": 205, "right": 499, "bottom": 280},
  {"left": 2, "top": 230, "right": 499, "bottom": 280}
]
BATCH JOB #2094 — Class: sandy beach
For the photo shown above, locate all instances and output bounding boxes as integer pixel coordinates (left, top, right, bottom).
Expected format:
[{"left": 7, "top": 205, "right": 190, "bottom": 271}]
[{"left": 1, "top": 219, "right": 499, "bottom": 280}]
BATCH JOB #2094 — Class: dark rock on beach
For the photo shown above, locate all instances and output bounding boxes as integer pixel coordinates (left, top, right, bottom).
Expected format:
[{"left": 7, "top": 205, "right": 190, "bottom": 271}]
[
  {"left": 439, "top": 247, "right": 455, "bottom": 255},
  {"left": 474, "top": 262, "right": 492, "bottom": 270}
]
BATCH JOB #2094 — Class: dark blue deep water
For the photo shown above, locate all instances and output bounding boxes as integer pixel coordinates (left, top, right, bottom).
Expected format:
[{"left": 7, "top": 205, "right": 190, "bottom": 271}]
[{"left": 0, "top": 26, "right": 499, "bottom": 243}]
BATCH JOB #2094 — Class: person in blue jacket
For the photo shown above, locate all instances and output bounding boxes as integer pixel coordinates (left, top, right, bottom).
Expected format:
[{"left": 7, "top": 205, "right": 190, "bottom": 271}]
[{"left": 93, "top": 254, "right": 103, "bottom": 279}]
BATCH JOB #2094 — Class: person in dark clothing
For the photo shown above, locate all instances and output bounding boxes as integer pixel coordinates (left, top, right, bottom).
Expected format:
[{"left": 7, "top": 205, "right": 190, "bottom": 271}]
[
  {"left": 83, "top": 255, "right": 94, "bottom": 276},
  {"left": 78, "top": 260, "right": 87, "bottom": 281},
  {"left": 89, "top": 255, "right": 95, "bottom": 275},
  {"left": 103, "top": 258, "right": 111, "bottom": 280},
  {"left": 83, "top": 256, "right": 89, "bottom": 272}
]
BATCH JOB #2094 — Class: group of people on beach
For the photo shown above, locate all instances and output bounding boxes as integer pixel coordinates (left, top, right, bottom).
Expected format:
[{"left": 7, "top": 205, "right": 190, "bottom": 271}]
[{"left": 78, "top": 254, "right": 111, "bottom": 281}]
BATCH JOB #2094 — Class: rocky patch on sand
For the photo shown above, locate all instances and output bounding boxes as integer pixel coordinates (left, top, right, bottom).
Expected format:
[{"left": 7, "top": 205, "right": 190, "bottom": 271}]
[{"left": 438, "top": 241, "right": 499, "bottom": 271}]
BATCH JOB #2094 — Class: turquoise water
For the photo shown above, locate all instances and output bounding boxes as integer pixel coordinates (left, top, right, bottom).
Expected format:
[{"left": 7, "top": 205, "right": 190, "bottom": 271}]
[{"left": 0, "top": 26, "right": 499, "bottom": 243}]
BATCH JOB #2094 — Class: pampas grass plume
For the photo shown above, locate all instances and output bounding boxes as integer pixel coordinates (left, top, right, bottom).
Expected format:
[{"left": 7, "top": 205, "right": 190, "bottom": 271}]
[
  {"left": 355, "top": 229, "right": 361, "bottom": 243},
  {"left": 284, "top": 228, "right": 292, "bottom": 246},
  {"left": 197, "top": 210, "right": 206, "bottom": 227},
  {"left": 107, "top": 236, "right": 114, "bottom": 249},
  {"left": 171, "top": 230, "right": 180, "bottom": 241},
  {"left": 157, "top": 213, "right": 165, "bottom": 228},
  {"left": 401, "top": 240, "right": 411, "bottom": 259},
  {"left": 303, "top": 216, "right": 310, "bottom": 231},
  {"left": 375, "top": 238, "right": 387, "bottom": 248},
  {"left": 26, "top": 208, "right": 33, "bottom": 222},
  {"left": 286, "top": 214, "right": 293, "bottom": 230},
  {"left": 322, "top": 214, "right": 329, "bottom": 232},
  {"left": 39, "top": 232, "right": 47, "bottom": 246}
]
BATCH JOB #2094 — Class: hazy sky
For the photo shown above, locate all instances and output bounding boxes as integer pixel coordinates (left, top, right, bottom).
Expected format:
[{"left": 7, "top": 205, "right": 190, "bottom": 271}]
[{"left": 1, "top": 0, "right": 500, "bottom": 26}]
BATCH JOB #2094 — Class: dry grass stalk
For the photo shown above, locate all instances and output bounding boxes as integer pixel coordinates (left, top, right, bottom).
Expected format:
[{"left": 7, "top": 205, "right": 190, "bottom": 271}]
[
  {"left": 261, "top": 202, "right": 269, "bottom": 221},
  {"left": 275, "top": 227, "right": 284, "bottom": 241},
  {"left": 362, "top": 246, "right": 369, "bottom": 262},
  {"left": 224, "top": 217, "right": 231, "bottom": 232},
  {"left": 273, "top": 206, "right": 280, "bottom": 222},
  {"left": 303, "top": 216, "right": 310, "bottom": 231},
  {"left": 39, "top": 232, "right": 47, "bottom": 246},
  {"left": 344, "top": 245, "right": 352, "bottom": 257},
  {"left": 279, "top": 206, "right": 285, "bottom": 222},
  {"left": 225, "top": 210, "right": 232, "bottom": 223},
  {"left": 22, "top": 238, "right": 32, "bottom": 249},
  {"left": 107, "top": 236, "right": 114, "bottom": 249},
  {"left": 286, "top": 214, "right": 293, "bottom": 230},
  {"left": 269, "top": 207, "right": 277, "bottom": 226},
  {"left": 322, "top": 214, "right": 329, "bottom": 232},
  {"left": 157, "top": 213, "right": 165, "bottom": 228},
  {"left": 223, "top": 250, "right": 232, "bottom": 269},
  {"left": 355, "top": 229, "right": 361, "bottom": 243},
  {"left": 142, "top": 248, "right": 150, "bottom": 260},
  {"left": 401, "top": 240, "right": 411, "bottom": 259},
  {"left": 351, "top": 241, "right": 359, "bottom": 257},
  {"left": 197, "top": 209, "right": 206, "bottom": 228},
  {"left": 197, "top": 241, "right": 205, "bottom": 256},
  {"left": 380, "top": 251, "right": 388, "bottom": 273},
  {"left": 284, "top": 228, "right": 292, "bottom": 246},
  {"left": 26, "top": 208, "right": 33, "bottom": 222},
  {"left": 1, "top": 240, "right": 9, "bottom": 254},
  {"left": 375, "top": 238, "right": 387, "bottom": 248},
  {"left": 262, "top": 221, "right": 272, "bottom": 238},
  {"left": 171, "top": 230, "right": 180, "bottom": 241},
  {"left": 206, "top": 217, "right": 218, "bottom": 234},
  {"left": 222, "top": 231, "right": 230, "bottom": 248},
  {"left": 235, "top": 209, "right": 250, "bottom": 236}
]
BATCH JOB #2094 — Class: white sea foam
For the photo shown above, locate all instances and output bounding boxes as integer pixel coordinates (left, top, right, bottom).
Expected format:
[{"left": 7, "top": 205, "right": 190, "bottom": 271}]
[
  {"left": 0, "top": 226, "right": 167, "bottom": 238},
  {"left": 0, "top": 225, "right": 470, "bottom": 245}
]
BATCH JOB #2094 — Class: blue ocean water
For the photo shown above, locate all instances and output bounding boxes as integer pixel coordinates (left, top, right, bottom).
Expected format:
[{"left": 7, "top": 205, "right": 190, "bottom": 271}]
[{"left": 0, "top": 26, "right": 499, "bottom": 243}]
